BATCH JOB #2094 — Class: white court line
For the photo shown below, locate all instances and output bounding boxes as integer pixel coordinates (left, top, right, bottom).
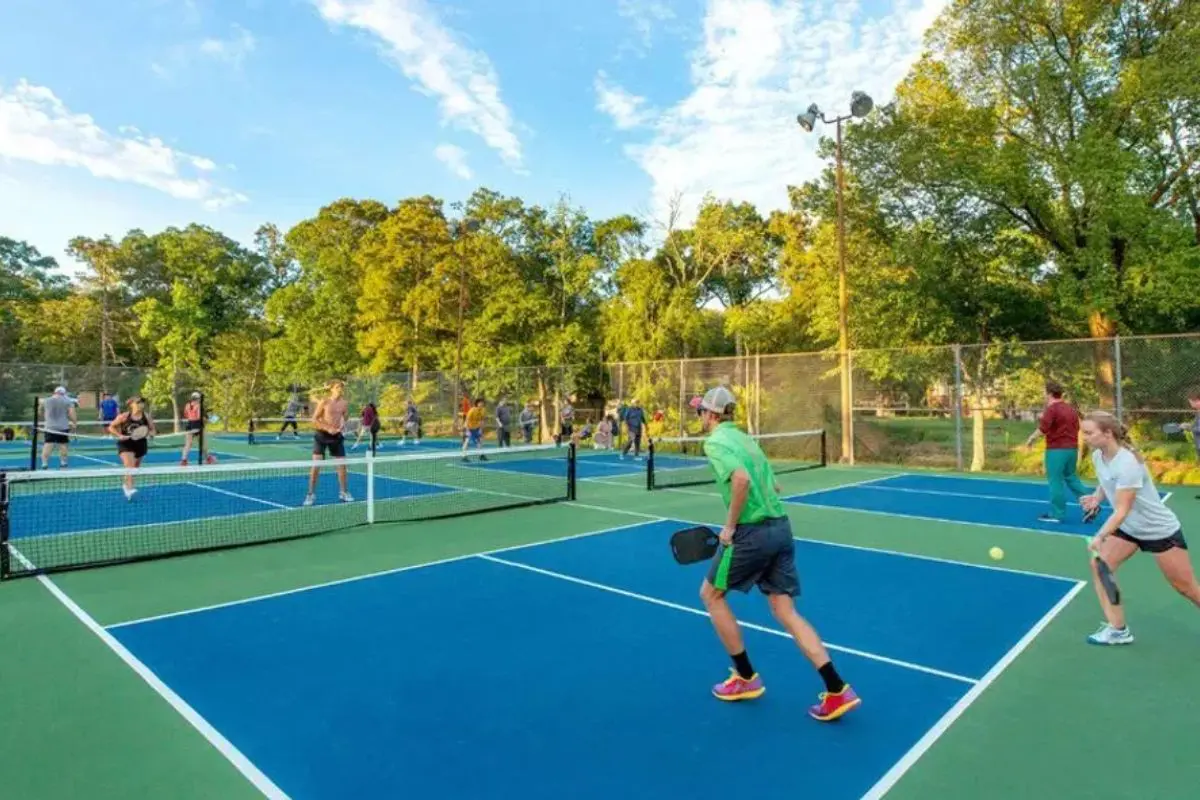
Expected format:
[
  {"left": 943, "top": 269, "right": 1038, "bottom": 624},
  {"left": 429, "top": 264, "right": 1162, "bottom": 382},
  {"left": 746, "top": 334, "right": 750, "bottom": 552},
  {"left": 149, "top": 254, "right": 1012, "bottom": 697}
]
[
  {"left": 783, "top": 499, "right": 1091, "bottom": 541},
  {"left": 187, "top": 482, "right": 290, "bottom": 510},
  {"left": 860, "top": 579, "right": 1087, "bottom": 800},
  {"left": 862, "top": 484, "right": 1073, "bottom": 506},
  {"left": 8, "top": 545, "right": 289, "bottom": 800},
  {"left": 563, "top": 504, "right": 1079, "bottom": 585},
  {"left": 478, "top": 554, "right": 978, "bottom": 685},
  {"left": 105, "top": 518, "right": 665, "bottom": 629}
]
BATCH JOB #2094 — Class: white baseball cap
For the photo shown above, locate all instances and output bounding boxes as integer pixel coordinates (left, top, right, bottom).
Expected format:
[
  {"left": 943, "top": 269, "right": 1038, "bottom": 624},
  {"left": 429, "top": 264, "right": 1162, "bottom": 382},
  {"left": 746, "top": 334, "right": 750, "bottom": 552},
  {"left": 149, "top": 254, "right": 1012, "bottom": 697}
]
[
  {"left": 53, "top": 386, "right": 67, "bottom": 395},
  {"left": 689, "top": 386, "right": 736, "bottom": 414}
]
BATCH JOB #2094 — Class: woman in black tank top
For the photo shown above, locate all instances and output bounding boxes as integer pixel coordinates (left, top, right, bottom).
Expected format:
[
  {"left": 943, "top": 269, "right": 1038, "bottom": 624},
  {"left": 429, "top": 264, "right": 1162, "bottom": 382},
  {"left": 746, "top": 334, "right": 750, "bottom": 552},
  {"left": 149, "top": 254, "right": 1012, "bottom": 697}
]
[{"left": 108, "top": 396, "right": 155, "bottom": 499}]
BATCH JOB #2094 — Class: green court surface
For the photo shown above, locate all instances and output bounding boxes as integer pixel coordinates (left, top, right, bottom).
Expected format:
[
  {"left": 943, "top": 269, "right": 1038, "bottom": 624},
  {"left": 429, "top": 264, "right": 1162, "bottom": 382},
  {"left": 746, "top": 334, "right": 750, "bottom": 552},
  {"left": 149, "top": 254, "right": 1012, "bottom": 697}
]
[{"left": 2, "top": 436, "right": 1198, "bottom": 799}]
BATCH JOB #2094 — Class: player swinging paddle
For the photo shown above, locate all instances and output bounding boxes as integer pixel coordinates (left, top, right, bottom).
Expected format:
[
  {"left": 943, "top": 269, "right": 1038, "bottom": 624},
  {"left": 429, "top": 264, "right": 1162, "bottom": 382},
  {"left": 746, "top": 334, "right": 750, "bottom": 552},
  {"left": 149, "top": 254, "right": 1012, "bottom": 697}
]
[
  {"left": 690, "top": 386, "right": 861, "bottom": 721},
  {"left": 1079, "top": 410, "right": 1200, "bottom": 645}
]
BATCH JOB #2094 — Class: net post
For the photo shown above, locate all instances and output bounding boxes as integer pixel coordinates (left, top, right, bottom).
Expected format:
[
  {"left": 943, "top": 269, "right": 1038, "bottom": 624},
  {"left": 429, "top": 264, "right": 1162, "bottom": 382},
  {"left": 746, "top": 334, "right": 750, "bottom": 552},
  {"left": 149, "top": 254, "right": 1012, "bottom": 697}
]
[
  {"left": 0, "top": 471, "right": 10, "bottom": 579},
  {"left": 567, "top": 441, "right": 577, "bottom": 500},
  {"left": 198, "top": 392, "right": 207, "bottom": 465},
  {"left": 647, "top": 438, "right": 655, "bottom": 490},
  {"left": 366, "top": 449, "right": 375, "bottom": 524},
  {"left": 29, "top": 397, "right": 39, "bottom": 471},
  {"left": 820, "top": 429, "right": 827, "bottom": 467}
]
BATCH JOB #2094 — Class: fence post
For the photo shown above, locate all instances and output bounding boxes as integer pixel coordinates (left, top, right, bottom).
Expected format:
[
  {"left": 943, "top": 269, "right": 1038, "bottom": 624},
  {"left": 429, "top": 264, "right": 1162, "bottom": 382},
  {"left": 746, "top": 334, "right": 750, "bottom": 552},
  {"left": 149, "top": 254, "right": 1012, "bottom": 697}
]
[
  {"left": 846, "top": 349, "right": 855, "bottom": 465},
  {"left": 754, "top": 353, "right": 761, "bottom": 434},
  {"left": 678, "top": 359, "right": 685, "bottom": 438},
  {"left": 1113, "top": 336, "right": 1124, "bottom": 421},
  {"left": 953, "top": 345, "right": 964, "bottom": 471}
]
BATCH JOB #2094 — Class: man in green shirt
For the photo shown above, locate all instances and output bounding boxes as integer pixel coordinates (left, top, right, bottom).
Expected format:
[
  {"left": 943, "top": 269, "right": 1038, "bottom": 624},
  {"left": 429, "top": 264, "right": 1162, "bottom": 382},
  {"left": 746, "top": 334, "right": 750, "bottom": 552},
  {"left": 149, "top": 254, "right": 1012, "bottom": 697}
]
[{"left": 691, "top": 386, "right": 861, "bottom": 722}]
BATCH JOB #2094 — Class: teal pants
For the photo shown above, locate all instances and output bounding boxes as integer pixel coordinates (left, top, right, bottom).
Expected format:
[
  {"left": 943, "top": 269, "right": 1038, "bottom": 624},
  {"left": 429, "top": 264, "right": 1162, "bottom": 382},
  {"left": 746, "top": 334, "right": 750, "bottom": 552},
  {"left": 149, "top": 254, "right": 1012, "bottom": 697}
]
[{"left": 1045, "top": 447, "right": 1089, "bottom": 520}]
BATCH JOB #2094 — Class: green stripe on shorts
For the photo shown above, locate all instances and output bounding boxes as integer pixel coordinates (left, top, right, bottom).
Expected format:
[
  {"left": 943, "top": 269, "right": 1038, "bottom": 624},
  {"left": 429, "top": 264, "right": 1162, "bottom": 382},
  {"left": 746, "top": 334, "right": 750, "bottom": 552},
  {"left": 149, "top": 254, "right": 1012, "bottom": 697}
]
[{"left": 714, "top": 545, "right": 734, "bottom": 590}]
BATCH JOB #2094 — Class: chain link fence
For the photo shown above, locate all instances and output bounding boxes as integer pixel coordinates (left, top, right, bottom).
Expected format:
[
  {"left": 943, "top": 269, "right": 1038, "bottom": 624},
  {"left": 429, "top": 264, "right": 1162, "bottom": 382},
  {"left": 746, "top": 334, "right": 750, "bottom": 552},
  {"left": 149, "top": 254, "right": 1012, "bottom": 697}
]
[
  {"left": 606, "top": 333, "right": 1200, "bottom": 485},
  {"left": 6, "top": 333, "right": 1198, "bottom": 482}
]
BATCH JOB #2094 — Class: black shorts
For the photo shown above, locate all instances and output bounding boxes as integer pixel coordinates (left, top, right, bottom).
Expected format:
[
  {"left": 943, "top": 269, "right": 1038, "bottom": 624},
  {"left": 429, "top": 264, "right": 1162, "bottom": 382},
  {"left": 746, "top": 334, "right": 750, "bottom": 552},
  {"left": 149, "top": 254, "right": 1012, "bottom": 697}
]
[
  {"left": 706, "top": 516, "right": 800, "bottom": 596},
  {"left": 117, "top": 439, "right": 148, "bottom": 459},
  {"left": 43, "top": 431, "right": 70, "bottom": 445},
  {"left": 185, "top": 419, "right": 203, "bottom": 433},
  {"left": 1114, "top": 528, "right": 1187, "bottom": 554},
  {"left": 313, "top": 431, "right": 345, "bottom": 458}
]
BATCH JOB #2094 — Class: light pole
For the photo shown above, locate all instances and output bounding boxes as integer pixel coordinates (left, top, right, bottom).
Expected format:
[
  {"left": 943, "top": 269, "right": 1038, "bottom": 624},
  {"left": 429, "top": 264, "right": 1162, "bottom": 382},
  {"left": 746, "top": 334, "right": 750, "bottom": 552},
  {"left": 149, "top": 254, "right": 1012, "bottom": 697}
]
[
  {"left": 797, "top": 90, "right": 873, "bottom": 465},
  {"left": 450, "top": 219, "right": 479, "bottom": 435}
]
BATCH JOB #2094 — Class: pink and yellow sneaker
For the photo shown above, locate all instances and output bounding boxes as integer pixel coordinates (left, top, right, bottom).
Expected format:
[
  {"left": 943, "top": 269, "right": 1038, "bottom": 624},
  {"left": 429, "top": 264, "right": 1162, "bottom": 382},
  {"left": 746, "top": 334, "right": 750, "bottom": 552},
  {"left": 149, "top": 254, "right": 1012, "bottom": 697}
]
[
  {"left": 808, "top": 685, "right": 861, "bottom": 721},
  {"left": 712, "top": 670, "right": 765, "bottom": 701}
]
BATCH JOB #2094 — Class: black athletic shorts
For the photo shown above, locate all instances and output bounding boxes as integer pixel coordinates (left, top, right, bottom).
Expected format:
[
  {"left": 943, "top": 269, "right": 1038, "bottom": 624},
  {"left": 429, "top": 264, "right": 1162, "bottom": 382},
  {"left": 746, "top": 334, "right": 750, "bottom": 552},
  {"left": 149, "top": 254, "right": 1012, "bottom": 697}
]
[
  {"left": 185, "top": 419, "right": 203, "bottom": 433},
  {"left": 706, "top": 515, "right": 800, "bottom": 596},
  {"left": 117, "top": 439, "right": 148, "bottom": 458},
  {"left": 43, "top": 431, "right": 70, "bottom": 445},
  {"left": 1114, "top": 528, "right": 1187, "bottom": 554},
  {"left": 313, "top": 430, "right": 346, "bottom": 458}
]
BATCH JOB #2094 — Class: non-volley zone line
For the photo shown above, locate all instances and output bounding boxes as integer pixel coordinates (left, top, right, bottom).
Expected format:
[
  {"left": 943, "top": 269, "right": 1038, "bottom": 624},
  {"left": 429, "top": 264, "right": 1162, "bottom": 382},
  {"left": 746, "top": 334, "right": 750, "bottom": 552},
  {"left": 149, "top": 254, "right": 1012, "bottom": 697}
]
[
  {"left": 783, "top": 472, "right": 1157, "bottom": 537},
  {"left": 96, "top": 516, "right": 1084, "bottom": 800}
]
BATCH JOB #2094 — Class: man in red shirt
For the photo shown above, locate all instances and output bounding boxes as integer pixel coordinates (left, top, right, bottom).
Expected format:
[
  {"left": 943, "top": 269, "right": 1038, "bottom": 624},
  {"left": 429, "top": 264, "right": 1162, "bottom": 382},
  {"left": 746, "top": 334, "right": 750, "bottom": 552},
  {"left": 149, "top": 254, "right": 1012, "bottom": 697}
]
[{"left": 1025, "top": 380, "right": 1090, "bottom": 522}]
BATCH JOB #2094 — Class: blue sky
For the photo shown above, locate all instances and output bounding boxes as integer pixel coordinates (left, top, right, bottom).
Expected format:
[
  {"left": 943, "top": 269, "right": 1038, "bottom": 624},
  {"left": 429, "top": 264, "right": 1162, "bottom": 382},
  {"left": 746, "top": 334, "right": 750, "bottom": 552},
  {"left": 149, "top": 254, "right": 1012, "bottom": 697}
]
[{"left": 0, "top": 0, "right": 944, "bottom": 270}]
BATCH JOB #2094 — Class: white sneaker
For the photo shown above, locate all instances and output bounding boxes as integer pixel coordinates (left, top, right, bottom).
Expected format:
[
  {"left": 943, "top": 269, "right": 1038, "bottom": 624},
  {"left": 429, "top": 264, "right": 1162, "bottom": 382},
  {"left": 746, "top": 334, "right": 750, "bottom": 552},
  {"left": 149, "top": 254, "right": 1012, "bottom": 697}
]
[
  {"left": 302, "top": 493, "right": 315, "bottom": 506},
  {"left": 1087, "top": 623, "right": 1134, "bottom": 646},
  {"left": 123, "top": 486, "right": 137, "bottom": 501},
  {"left": 339, "top": 491, "right": 354, "bottom": 503}
]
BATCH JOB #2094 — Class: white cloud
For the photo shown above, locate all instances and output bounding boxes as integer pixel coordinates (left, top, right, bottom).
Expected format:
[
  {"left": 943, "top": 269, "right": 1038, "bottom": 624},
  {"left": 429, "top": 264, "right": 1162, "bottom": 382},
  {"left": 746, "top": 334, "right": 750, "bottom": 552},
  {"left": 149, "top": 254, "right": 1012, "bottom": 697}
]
[
  {"left": 433, "top": 143, "right": 472, "bottom": 179},
  {"left": 618, "top": 0, "right": 676, "bottom": 52},
  {"left": 0, "top": 79, "right": 248, "bottom": 210},
  {"left": 605, "top": 0, "right": 947, "bottom": 228},
  {"left": 314, "top": 0, "right": 522, "bottom": 168},
  {"left": 594, "top": 71, "right": 654, "bottom": 130},
  {"left": 198, "top": 25, "right": 257, "bottom": 68}
]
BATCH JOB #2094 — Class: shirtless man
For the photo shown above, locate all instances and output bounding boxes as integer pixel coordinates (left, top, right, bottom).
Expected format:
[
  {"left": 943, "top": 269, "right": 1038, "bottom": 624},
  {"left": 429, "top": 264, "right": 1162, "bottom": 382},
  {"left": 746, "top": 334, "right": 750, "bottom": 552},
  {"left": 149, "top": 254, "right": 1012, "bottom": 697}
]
[{"left": 304, "top": 380, "right": 353, "bottom": 506}]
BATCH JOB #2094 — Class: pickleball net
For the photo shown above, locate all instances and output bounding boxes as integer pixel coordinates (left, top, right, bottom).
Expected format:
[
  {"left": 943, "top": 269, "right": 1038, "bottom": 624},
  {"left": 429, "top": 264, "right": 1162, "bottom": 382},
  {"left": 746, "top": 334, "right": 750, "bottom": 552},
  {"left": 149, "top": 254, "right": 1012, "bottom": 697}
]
[
  {"left": 647, "top": 429, "right": 826, "bottom": 490},
  {"left": 0, "top": 443, "right": 576, "bottom": 579}
]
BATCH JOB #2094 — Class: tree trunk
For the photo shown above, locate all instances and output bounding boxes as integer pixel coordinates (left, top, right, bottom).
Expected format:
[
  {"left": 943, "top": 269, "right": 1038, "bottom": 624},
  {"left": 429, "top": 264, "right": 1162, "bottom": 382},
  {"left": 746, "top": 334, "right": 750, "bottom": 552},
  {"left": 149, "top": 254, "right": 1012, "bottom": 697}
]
[
  {"left": 1088, "top": 310, "right": 1117, "bottom": 408},
  {"left": 970, "top": 392, "right": 986, "bottom": 472}
]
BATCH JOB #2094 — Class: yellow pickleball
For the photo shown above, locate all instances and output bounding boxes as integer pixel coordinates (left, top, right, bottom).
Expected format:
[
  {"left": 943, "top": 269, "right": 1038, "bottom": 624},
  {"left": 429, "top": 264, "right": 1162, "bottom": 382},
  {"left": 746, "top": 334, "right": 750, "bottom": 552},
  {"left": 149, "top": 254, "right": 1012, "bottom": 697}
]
[{"left": 989, "top": 546, "right": 1005, "bottom": 561}]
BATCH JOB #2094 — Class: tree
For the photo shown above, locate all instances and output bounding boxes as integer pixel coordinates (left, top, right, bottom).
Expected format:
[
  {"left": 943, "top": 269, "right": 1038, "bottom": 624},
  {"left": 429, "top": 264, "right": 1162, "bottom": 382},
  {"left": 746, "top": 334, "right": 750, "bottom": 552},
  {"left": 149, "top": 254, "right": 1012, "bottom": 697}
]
[
  {"left": 265, "top": 198, "right": 390, "bottom": 390},
  {"left": 880, "top": 0, "right": 1200, "bottom": 402},
  {"left": 0, "top": 237, "right": 66, "bottom": 361}
]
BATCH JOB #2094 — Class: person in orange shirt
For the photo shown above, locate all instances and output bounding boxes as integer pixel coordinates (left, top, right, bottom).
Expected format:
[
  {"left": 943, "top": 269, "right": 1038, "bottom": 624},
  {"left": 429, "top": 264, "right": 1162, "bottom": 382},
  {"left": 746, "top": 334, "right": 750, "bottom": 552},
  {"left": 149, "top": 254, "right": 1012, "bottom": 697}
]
[
  {"left": 180, "top": 392, "right": 204, "bottom": 465},
  {"left": 1024, "top": 380, "right": 1090, "bottom": 522},
  {"left": 462, "top": 398, "right": 488, "bottom": 462}
]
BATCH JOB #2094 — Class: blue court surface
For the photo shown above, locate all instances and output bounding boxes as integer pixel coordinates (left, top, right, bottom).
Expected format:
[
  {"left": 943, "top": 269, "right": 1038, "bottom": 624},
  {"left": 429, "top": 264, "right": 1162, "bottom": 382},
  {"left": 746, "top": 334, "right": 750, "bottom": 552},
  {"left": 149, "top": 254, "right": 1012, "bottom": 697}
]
[
  {"left": 785, "top": 473, "right": 1170, "bottom": 537},
  {"left": 7, "top": 471, "right": 457, "bottom": 540},
  {"left": 0, "top": 442, "right": 250, "bottom": 471},
  {"left": 107, "top": 518, "right": 1080, "bottom": 799}
]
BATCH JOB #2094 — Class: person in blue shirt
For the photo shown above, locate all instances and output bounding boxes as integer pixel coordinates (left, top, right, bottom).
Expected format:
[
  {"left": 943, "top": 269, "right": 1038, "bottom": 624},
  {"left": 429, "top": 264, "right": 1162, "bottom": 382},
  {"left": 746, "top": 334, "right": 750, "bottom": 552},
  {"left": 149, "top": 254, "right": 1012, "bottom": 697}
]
[{"left": 98, "top": 392, "right": 119, "bottom": 426}]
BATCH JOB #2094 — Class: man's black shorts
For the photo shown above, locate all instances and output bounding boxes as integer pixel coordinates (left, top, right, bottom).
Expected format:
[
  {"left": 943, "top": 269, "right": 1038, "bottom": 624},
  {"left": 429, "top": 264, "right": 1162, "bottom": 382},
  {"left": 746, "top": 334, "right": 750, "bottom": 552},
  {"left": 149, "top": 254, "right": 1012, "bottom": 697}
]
[
  {"left": 313, "top": 430, "right": 346, "bottom": 458},
  {"left": 43, "top": 430, "right": 69, "bottom": 445},
  {"left": 706, "top": 516, "right": 799, "bottom": 596}
]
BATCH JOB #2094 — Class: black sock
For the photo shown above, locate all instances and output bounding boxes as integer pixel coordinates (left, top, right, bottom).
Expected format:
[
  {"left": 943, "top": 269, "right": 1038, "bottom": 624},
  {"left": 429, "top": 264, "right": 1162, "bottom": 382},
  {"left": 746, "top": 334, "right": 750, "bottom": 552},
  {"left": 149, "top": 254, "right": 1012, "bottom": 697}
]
[
  {"left": 731, "top": 650, "right": 755, "bottom": 680},
  {"left": 818, "top": 661, "right": 846, "bottom": 694}
]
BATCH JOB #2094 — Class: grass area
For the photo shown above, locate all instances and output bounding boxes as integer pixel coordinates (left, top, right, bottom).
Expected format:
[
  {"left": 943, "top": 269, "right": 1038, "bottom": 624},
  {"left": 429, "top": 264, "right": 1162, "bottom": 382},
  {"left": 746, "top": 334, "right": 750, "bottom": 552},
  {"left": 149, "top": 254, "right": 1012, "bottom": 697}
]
[{"left": 854, "top": 415, "right": 1200, "bottom": 485}]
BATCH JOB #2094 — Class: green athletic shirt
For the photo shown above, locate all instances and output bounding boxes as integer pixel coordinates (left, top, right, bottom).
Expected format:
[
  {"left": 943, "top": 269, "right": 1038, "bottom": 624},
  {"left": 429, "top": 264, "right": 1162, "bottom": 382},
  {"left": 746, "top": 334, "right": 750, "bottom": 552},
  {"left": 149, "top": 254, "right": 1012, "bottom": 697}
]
[{"left": 702, "top": 422, "right": 786, "bottom": 524}]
